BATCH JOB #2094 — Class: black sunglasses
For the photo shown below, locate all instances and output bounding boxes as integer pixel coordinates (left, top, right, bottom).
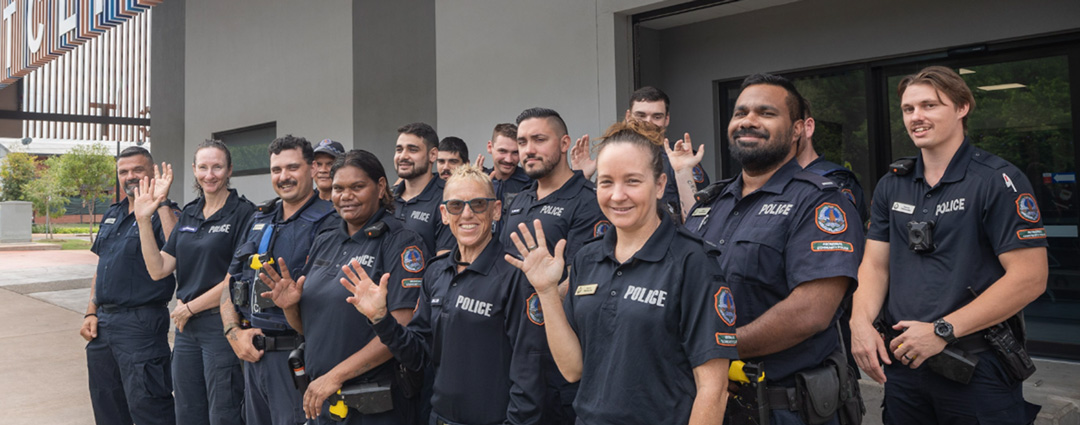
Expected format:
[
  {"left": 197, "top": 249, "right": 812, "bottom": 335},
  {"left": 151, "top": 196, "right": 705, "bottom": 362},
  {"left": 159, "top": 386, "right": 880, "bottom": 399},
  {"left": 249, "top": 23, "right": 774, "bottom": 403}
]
[{"left": 442, "top": 198, "right": 497, "bottom": 215}]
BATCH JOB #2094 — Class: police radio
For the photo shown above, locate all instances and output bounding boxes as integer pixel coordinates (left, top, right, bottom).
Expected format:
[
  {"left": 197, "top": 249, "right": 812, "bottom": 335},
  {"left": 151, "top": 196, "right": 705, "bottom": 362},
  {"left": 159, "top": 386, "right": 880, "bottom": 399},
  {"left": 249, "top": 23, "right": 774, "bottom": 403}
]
[{"left": 907, "top": 220, "right": 936, "bottom": 254}]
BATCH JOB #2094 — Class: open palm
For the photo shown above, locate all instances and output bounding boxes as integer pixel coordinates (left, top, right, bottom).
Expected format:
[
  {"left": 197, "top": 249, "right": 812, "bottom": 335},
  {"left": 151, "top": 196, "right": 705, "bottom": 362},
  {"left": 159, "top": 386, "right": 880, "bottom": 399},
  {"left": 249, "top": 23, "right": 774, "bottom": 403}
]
[
  {"left": 132, "top": 177, "right": 160, "bottom": 219},
  {"left": 339, "top": 259, "right": 390, "bottom": 322},
  {"left": 152, "top": 162, "right": 173, "bottom": 203},
  {"left": 259, "top": 258, "right": 305, "bottom": 310},
  {"left": 505, "top": 219, "right": 566, "bottom": 295}
]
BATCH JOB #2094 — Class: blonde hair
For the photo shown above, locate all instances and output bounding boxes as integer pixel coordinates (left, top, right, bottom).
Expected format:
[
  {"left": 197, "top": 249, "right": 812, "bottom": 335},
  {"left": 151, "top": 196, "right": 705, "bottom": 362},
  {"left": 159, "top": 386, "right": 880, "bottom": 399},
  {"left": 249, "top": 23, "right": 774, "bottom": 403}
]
[{"left": 444, "top": 164, "right": 496, "bottom": 199}]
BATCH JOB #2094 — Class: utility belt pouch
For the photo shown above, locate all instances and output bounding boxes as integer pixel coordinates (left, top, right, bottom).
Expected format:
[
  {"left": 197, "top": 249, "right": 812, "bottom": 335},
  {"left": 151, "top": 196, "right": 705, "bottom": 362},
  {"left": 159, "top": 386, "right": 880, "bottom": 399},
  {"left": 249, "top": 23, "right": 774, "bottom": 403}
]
[
  {"left": 393, "top": 363, "right": 423, "bottom": 399},
  {"left": 828, "top": 350, "right": 864, "bottom": 425},
  {"left": 985, "top": 319, "right": 1036, "bottom": 382},
  {"left": 328, "top": 382, "right": 394, "bottom": 420},
  {"left": 795, "top": 362, "right": 841, "bottom": 424},
  {"left": 925, "top": 347, "right": 979, "bottom": 385}
]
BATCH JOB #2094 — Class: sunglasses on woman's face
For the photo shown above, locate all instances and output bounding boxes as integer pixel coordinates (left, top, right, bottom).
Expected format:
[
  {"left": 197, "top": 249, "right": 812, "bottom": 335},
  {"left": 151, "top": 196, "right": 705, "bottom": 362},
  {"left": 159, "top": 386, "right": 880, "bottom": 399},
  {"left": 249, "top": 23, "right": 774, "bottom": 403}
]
[{"left": 442, "top": 197, "right": 497, "bottom": 215}]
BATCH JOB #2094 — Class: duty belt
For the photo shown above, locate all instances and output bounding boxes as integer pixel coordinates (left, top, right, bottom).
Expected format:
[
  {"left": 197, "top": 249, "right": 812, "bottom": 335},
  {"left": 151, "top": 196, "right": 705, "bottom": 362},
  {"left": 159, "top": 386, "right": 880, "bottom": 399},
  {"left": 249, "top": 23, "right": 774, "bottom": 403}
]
[
  {"left": 97, "top": 303, "right": 166, "bottom": 314},
  {"left": 253, "top": 333, "right": 304, "bottom": 352},
  {"left": 191, "top": 306, "right": 221, "bottom": 318}
]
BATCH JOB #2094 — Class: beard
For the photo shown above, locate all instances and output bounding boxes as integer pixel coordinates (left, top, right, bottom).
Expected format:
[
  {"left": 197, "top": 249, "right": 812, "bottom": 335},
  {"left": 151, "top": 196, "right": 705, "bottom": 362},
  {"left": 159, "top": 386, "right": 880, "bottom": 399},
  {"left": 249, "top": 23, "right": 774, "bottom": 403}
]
[
  {"left": 123, "top": 179, "right": 140, "bottom": 197},
  {"left": 397, "top": 159, "right": 430, "bottom": 180},
  {"left": 523, "top": 154, "right": 558, "bottom": 179},
  {"left": 729, "top": 128, "right": 792, "bottom": 174}
]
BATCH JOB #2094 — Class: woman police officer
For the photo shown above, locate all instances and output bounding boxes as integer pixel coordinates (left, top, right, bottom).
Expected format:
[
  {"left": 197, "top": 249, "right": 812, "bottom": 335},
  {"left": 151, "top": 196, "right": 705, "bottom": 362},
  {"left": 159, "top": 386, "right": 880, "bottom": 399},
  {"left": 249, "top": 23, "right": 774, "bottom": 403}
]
[
  {"left": 258, "top": 149, "right": 426, "bottom": 424},
  {"left": 132, "top": 140, "right": 253, "bottom": 425},
  {"left": 340, "top": 164, "right": 547, "bottom": 425},
  {"left": 508, "top": 121, "right": 737, "bottom": 424}
]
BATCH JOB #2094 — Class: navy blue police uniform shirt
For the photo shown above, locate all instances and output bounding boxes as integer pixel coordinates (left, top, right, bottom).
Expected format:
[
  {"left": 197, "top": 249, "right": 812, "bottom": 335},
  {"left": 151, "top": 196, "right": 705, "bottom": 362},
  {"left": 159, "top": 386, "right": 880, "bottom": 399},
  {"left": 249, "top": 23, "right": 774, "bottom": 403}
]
[
  {"left": 163, "top": 189, "right": 255, "bottom": 303},
  {"left": 227, "top": 194, "right": 340, "bottom": 331},
  {"left": 564, "top": 214, "right": 738, "bottom": 424},
  {"left": 684, "top": 159, "right": 863, "bottom": 384},
  {"left": 492, "top": 167, "right": 534, "bottom": 236},
  {"left": 393, "top": 177, "right": 455, "bottom": 254},
  {"left": 300, "top": 208, "right": 425, "bottom": 384},
  {"left": 867, "top": 140, "right": 1048, "bottom": 323},
  {"left": 91, "top": 198, "right": 179, "bottom": 307},
  {"left": 499, "top": 170, "right": 610, "bottom": 262},
  {"left": 805, "top": 156, "right": 868, "bottom": 224},
  {"left": 372, "top": 240, "right": 546, "bottom": 425}
]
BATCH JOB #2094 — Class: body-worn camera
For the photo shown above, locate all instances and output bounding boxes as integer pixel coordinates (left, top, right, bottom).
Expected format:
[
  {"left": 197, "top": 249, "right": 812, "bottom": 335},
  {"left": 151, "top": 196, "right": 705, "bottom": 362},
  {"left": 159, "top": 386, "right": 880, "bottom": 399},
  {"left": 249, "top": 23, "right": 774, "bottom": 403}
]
[
  {"left": 907, "top": 220, "right": 936, "bottom": 253},
  {"left": 231, "top": 279, "right": 249, "bottom": 307}
]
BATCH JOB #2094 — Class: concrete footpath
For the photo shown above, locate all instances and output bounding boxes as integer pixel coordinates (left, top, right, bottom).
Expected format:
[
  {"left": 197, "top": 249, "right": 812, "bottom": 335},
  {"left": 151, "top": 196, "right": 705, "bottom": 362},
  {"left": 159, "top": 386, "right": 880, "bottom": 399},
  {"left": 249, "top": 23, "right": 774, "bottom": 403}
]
[{"left": 0, "top": 248, "right": 1077, "bottom": 424}]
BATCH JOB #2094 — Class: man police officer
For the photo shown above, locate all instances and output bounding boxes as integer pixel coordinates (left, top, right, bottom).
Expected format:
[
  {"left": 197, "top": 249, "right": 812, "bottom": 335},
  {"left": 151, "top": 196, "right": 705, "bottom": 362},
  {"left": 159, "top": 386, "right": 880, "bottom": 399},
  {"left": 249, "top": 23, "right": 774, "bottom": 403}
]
[
  {"left": 850, "top": 66, "right": 1047, "bottom": 424},
  {"left": 82, "top": 146, "right": 179, "bottom": 425},
  {"left": 679, "top": 74, "right": 864, "bottom": 424},
  {"left": 393, "top": 122, "right": 455, "bottom": 256},
  {"left": 313, "top": 139, "right": 346, "bottom": 201},
  {"left": 220, "top": 135, "right": 340, "bottom": 425}
]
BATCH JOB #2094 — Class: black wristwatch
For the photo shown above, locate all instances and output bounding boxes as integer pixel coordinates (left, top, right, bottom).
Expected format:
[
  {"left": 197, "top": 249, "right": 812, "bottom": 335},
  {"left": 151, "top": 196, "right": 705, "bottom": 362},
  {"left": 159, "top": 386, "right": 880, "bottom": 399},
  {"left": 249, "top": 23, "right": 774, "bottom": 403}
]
[
  {"left": 933, "top": 318, "right": 958, "bottom": 344},
  {"left": 158, "top": 199, "right": 173, "bottom": 209}
]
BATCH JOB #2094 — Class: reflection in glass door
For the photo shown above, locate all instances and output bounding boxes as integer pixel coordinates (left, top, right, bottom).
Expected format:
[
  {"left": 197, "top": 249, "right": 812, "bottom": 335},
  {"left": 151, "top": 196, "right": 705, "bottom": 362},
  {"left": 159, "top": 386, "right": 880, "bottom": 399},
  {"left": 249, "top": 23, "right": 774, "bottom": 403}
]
[{"left": 884, "top": 56, "right": 1079, "bottom": 356}]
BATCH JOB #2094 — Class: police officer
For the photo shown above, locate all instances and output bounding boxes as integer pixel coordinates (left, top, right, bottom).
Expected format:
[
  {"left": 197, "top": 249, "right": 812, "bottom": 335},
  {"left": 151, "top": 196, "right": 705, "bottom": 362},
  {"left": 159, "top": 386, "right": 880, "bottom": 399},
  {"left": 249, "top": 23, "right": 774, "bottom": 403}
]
[
  {"left": 571, "top": 86, "right": 711, "bottom": 220},
  {"left": 220, "top": 135, "right": 340, "bottom": 425},
  {"left": 851, "top": 66, "right": 1047, "bottom": 424},
  {"left": 132, "top": 140, "right": 252, "bottom": 425},
  {"left": 259, "top": 149, "right": 425, "bottom": 424},
  {"left": 795, "top": 99, "right": 867, "bottom": 224},
  {"left": 436, "top": 136, "right": 468, "bottom": 180},
  {"left": 80, "top": 146, "right": 178, "bottom": 425},
  {"left": 499, "top": 107, "right": 609, "bottom": 424},
  {"left": 508, "top": 120, "right": 735, "bottom": 424},
  {"left": 393, "top": 122, "right": 455, "bottom": 256},
  {"left": 680, "top": 74, "right": 864, "bottom": 425},
  {"left": 481, "top": 123, "right": 532, "bottom": 236},
  {"left": 314, "top": 139, "right": 346, "bottom": 201},
  {"left": 342, "top": 164, "right": 547, "bottom": 425}
]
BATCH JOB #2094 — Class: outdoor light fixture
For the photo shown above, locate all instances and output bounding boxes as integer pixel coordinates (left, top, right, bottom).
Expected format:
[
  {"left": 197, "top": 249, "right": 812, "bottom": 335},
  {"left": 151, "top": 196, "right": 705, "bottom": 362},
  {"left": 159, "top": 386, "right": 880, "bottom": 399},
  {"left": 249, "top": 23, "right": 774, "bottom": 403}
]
[{"left": 977, "top": 83, "right": 1026, "bottom": 91}]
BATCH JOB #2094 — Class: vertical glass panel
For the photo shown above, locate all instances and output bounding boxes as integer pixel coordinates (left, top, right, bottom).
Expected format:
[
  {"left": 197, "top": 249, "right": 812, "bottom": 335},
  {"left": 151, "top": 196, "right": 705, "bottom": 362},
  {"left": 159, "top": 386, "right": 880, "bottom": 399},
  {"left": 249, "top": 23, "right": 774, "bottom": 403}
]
[{"left": 792, "top": 70, "right": 870, "bottom": 195}]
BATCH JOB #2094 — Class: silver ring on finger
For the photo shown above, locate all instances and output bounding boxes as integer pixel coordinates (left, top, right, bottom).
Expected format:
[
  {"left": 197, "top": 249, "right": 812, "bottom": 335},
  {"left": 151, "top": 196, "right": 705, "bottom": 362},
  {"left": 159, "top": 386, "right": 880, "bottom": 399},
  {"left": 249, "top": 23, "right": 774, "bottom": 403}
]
[{"left": 527, "top": 245, "right": 538, "bottom": 252}]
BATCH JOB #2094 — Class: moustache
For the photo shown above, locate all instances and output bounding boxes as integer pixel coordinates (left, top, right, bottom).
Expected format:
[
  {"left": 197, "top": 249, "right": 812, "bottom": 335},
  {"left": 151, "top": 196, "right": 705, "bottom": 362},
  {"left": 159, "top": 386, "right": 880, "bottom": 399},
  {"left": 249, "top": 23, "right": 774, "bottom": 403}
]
[
  {"left": 730, "top": 128, "right": 770, "bottom": 141},
  {"left": 277, "top": 179, "right": 298, "bottom": 188}
]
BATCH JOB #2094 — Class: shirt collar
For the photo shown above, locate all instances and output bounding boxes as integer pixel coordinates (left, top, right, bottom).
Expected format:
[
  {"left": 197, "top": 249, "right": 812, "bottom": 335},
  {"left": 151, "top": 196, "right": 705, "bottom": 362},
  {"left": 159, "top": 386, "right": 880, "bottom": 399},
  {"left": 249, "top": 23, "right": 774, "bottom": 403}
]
[
  {"left": 914, "top": 138, "right": 973, "bottom": 184},
  {"left": 394, "top": 176, "right": 443, "bottom": 202},
  {"left": 343, "top": 208, "right": 389, "bottom": 243},
  {"left": 597, "top": 213, "right": 676, "bottom": 264},
  {"left": 508, "top": 166, "right": 531, "bottom": 183},
  {"left": 443, "top": 238, "right": 502, "bottom": 277},
  {"left": 721, "top": 158, "right": 801, "bottom": 200},
  {"left": 275, "top": 192, "right": 323, "bottom": 223},
  {"left": 523, "top": 170, "right": 588, "bottom": 201},
  {"left": 187, "top": 189, "right": 240, "bottom": 220}
]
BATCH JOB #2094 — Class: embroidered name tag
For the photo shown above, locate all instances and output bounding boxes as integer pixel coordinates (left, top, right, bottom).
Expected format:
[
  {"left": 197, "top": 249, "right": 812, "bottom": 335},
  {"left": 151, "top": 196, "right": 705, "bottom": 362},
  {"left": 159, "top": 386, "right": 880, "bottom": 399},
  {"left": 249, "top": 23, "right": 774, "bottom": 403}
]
[
  {"left": 891, "top": 202, "right": 915, "bottom": 215},
  {"left": 691, "top": 207, "right": 711, "bottom": 217},
  {"left": 575, "top": 284, "right": 598, "bottom": 296},
  {"left": 104, "top": 218, "right": 116, "bottom": 225}
]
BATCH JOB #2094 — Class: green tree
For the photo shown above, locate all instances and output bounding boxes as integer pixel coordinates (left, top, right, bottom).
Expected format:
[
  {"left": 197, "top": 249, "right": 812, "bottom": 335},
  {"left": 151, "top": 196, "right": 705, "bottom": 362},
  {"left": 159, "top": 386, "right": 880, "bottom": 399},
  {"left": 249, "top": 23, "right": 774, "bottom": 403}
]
[
  {"left": 0, "top": 151, "right": 37, "bottom": 201},
  {"left": 26, "top": 156, "right": 72, "bottom": 239},
  {"left": 56, "top": 144, "right": 114, "bottom": 241}
]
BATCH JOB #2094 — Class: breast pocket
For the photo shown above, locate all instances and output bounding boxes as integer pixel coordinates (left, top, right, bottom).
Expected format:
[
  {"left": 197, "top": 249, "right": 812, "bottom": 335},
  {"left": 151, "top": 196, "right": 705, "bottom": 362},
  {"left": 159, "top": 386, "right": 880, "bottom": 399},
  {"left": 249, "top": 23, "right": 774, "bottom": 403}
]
[
  {"left": 123, "top": 233, "right": 143, "bottom": 258},
  {"left": 730, "top": 227, "right": 788, "bottom": 291}
]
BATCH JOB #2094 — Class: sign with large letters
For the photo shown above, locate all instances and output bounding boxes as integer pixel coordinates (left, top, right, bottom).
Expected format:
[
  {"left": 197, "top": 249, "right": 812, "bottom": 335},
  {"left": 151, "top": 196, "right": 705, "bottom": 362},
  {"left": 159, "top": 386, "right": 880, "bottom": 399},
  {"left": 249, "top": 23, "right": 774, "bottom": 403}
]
[{"left": 0, "top": 0, "right": 160, "bottom": 87}]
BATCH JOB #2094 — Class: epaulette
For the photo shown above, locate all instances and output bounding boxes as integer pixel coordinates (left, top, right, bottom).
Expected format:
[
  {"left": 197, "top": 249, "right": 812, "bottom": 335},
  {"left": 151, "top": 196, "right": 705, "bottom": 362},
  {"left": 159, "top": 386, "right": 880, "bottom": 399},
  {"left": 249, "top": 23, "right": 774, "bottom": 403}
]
[
  {"left": 970, "top": 148, "right": 1010, "bottom": 170},
  {"left": 793, "top": 170, "right": 840, "bottom": 191},
  {"left": 805, "top": 160, "right": 857, "bottom": 180},
  {"left": 182, "top": 197, "right": 200, "bottom": 210},
  {"left": 889, "top": 157, "right": 917, "bottom": 176}
]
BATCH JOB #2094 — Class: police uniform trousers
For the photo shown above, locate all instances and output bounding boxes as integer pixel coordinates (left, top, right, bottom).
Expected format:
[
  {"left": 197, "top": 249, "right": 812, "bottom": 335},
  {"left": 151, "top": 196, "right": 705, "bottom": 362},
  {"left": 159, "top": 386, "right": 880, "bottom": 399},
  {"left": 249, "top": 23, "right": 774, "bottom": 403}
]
[
  {"left": 883, "top": 351, "right": 1039, "bottom": 425},
  {"left": 243, "top": 350, "right": 305, "bottom": 425},
  {"left": 86, "top": 305, "right": 176, "bottom": 425},
  {"left": 172, "top": 310, "right": 244, "bottom": 425}
]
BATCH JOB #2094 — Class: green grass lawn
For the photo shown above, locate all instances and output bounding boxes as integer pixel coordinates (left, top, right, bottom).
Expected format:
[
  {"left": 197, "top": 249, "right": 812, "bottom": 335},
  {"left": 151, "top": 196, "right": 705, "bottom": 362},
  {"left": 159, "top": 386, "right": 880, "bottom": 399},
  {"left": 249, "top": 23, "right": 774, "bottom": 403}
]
[
  {"left": 36, "top": 238, "right": 93, "bottom": 250},
  {"left": 32, "top": 223, "right": 100, "bottom": 234}
]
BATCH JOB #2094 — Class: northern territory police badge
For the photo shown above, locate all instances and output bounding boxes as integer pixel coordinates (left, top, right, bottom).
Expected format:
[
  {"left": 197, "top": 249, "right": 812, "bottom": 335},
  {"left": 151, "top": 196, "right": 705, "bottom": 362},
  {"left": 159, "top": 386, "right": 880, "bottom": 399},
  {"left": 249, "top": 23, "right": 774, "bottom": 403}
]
[
  {"left": 815, "top": 202, "right": 848, "bottom": 234},
  {"left": 526, "top": 293, "right": 544, "bottom": 326},
  {"left": 401, "top": 246, "right": 424, "bottom": 273},
  {"left": 1016, "top": 194, "right": 1041, "bottom": 223},
  {"left": 715, "top": 286, "right": 736, "bottom": 327}
]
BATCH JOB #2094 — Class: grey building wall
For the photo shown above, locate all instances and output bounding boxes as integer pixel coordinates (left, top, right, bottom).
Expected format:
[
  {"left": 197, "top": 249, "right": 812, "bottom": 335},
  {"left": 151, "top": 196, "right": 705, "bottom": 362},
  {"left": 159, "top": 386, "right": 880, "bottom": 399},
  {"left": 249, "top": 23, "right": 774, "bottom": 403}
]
[
  {"left": 151, "top": 0, "right": 185, "bottom": 203},
  {"left": 650, "top": 0, "right": 1080, "bottom": 176},
  {"left": 183, "top": 0, "right": 354, "bottom": 204}
]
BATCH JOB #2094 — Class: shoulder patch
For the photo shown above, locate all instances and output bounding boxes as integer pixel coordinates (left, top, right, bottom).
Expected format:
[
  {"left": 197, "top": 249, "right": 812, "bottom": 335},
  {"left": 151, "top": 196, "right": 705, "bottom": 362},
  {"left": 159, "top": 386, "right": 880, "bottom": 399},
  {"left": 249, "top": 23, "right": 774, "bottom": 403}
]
[
  {"left": 526, "top": 293, "right": 544, "bottom": 326},
  {"left": 1017, "top": 228, "right": 1046, "bottom": 240},
  {"left": 401, "top": 278, "right": 422, "bottom": 288},
  {"left": 794, "top": 170, "right": 839, "bottom": 191},
  {"left": 692, "top": 165, "right": 706, "bottom": 183},
  {"left": 1016, "top": 194, "right": 1040, "bottom": 223},
  {"left": 401, "top": 246, "right": 425, "bottom": 273},
  {"left": 815, "top": 202, "right": 848, "bottom": 234},
  {"left": 593, "top": 220, "right": 612, "bottom": 237},
  {"left": 715, "top": 286, "right": 736, "bottom": 327},
  {"left": 716, "top": 333, "right": 737, "bottom": 347},
  {"left": 841, "top": 188, "right": 856, "bottom": 206}
]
